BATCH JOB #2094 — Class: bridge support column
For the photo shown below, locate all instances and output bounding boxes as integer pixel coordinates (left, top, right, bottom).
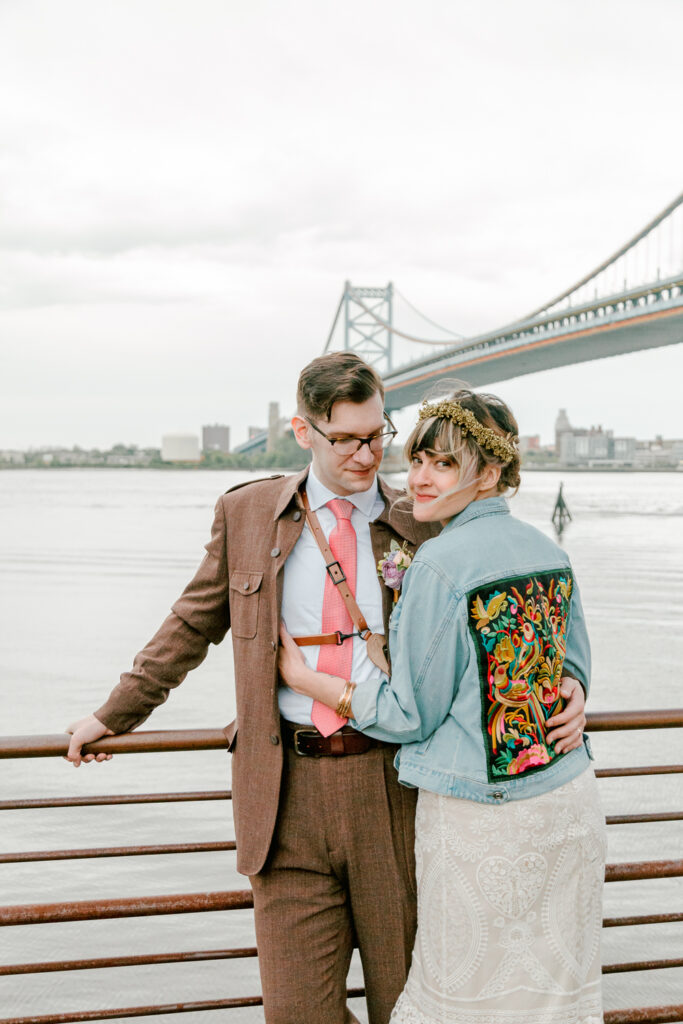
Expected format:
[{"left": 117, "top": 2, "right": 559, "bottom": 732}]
[{"left": 343, "top": 281, "right": 394, "bottom": 372}]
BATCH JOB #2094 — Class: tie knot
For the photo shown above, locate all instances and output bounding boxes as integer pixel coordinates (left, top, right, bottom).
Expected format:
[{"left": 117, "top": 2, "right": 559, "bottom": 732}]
[{"left": 326, "top": 498, "right": 354, "bottom": 522}]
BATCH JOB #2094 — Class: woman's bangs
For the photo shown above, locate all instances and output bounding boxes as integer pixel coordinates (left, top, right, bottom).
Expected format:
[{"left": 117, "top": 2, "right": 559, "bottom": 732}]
[{"left": 411, "top": 418, "right": 463, "bottom": 460}]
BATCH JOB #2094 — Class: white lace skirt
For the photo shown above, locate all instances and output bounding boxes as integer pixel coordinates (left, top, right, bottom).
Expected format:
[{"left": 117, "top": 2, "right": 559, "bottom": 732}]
[{"left": 391, "top": 768, "right": 607, "bottom": 1024}]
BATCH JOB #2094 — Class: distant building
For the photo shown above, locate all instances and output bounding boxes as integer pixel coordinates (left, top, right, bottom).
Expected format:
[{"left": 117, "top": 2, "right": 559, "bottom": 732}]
[
  {"left": 52, "top": 448, "right": 95, "bottom": 466},
  {"left": 634, "top": 437, "right": 683, "bottom": 469},
  {"left": 0, "top": 450, "right": 25, "bottom": 465},
  {"left": 267, "top": 402, "right": 281, "bottom": 454},
  {"left": 519, "top": 435, "right": 541, "bottom": 454},
  {"left": 556, "top": 415, "right": 637, "bottom": 467},
  {"left": 612, "top": 437, "right": 637, "bottom": 463},
  {"left": 161, "top": 434, "right": 201, "bottom": 462},
  {"left": 555, "top": 409, "right": 572, "bottom": 455},
  {"left": 202, "top": 424, "right": 231, "bottom": 453},
  {"left": 235, "top": 404, "right": 288, "bottom": 456},
  {"left": 560, "top": 426, "right": 608, "bottom": 464}
]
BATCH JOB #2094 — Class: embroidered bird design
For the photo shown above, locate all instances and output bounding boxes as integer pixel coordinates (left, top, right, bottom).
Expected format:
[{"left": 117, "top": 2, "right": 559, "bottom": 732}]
[{"left": 471, "top": 591, "right": 508, "bottom": 630}]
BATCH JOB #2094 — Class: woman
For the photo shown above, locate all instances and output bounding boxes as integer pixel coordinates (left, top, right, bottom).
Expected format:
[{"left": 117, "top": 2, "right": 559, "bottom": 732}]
[{"left": 279, "top": 386, "right": 606, "bottom": 1024}]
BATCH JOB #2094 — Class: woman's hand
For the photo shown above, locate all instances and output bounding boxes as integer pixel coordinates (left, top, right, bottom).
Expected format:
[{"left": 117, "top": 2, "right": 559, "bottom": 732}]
[
  {"left": 278, "top": 624, "right": 315, "bottom": 695},
  {"left": 278, "top": 624, "right": 346, "bottom": 709}
]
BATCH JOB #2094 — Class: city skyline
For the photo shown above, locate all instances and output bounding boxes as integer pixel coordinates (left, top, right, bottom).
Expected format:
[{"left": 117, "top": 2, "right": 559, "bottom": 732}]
[{"left": 3, "top": 404, "right": 681, "bottom": 459}]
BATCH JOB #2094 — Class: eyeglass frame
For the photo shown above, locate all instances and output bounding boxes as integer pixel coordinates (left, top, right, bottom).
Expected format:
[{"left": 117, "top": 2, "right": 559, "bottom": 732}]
[{"left": 304, "top": 412, "right": 398, "bottom": 455}]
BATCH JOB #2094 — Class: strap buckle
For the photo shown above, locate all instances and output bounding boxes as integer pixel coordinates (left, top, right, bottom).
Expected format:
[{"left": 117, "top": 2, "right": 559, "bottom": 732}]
[
  {"left": 335, "top": 630, "right": 361, "bottom": 645},
  {"left": 325, "top": 560, "right": 346, "bottom": 584}
]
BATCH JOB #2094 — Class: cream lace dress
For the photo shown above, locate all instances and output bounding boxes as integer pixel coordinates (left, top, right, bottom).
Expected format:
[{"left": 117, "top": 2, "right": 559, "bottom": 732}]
[{"left": 390, "top": 767, "right": 607, "bottom": 1024}]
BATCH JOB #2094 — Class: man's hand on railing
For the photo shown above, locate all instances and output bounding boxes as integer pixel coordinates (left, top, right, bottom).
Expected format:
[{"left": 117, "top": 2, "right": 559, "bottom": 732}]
[
  {"left": 65, "top": 715, "right": 114, "bottom": 767},
  {"left": 546, "top": 677, "right": 587, "bottom": 754}
]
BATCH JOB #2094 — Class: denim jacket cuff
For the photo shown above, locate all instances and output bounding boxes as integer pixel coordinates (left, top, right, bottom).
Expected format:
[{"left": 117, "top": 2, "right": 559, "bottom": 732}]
[{"left": 350, "top": 678, "right": 384, "bottom": 730}]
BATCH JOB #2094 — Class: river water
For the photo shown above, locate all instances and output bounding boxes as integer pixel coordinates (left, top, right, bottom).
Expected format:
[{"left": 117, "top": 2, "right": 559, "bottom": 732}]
[{"left": 0, "top": 469, "right": 681, "bottom": 1021}]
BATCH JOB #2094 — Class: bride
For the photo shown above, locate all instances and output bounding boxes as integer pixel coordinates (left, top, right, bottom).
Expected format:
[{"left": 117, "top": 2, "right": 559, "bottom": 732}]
[{"left": 278, "top": 385, "right": 606, "bottom": 1024}]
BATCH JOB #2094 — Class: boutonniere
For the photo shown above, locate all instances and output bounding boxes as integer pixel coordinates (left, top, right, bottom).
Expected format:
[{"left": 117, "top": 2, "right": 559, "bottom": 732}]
[{"left": 377, "top": 540, "right": 413, "bottom": 603}]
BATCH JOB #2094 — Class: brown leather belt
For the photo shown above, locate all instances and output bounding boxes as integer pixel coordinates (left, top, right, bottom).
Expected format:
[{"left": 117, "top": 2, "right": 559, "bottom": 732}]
[{"left": 281, "top": 720, "right": 386, "bottom": 757}]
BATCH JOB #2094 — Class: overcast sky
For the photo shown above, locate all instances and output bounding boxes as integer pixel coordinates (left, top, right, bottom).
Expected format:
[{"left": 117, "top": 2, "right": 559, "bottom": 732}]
[{"left": 1, "top": 0, "right": 682, "bottom": 451}]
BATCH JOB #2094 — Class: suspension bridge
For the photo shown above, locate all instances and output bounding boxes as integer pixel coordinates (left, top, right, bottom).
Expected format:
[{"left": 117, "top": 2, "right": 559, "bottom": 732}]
[{"left": 325, "top": 192, "right": 683, "bottom": 411}]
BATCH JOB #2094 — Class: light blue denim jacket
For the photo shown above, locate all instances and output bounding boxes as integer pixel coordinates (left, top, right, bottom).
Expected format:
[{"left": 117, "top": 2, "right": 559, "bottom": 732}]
[{"left": 352, "top": 496, "right": 592, "bottom": 804}]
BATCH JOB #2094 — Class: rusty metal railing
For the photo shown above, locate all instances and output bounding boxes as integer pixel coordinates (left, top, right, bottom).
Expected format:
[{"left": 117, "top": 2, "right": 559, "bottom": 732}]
[{"left": 1, "top": 709, "right": 682, "bottom": 1024}]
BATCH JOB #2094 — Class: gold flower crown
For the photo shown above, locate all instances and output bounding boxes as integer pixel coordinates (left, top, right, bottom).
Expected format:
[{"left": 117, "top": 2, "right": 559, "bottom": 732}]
[{"left": 417, "top": 399, "right": 518, "bottom": 464}]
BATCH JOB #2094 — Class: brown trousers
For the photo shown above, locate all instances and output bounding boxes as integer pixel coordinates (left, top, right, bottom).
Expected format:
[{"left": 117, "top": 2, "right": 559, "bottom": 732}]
[{"left": 250, "top": 741, "right": 418, "bottom": 1024}]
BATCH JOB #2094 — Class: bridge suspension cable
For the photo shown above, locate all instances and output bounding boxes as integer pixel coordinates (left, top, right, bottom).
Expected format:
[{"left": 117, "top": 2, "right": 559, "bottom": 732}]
[
  {"left": 349, "top": 293, "right": 465, "bottom": 346},
  {"left": 527, "top": 190, "right": 683, "bottom": 319},
  {"left": 393, "top": 288, "right": 464, "bottom": 340}
]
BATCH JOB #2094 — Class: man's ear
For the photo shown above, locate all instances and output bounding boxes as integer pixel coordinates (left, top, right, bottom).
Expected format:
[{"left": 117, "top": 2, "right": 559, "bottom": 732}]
[{"left": 291, "top": 414, "right": 312, "bottom": 450}]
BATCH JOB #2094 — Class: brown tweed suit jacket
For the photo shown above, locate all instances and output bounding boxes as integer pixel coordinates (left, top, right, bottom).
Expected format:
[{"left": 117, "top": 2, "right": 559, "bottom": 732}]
[{"left": 95, "top": 467, "right": 438, "bottom": 876}]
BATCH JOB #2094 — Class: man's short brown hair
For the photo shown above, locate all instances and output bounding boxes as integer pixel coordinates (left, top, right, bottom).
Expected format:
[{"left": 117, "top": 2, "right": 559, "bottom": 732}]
[{"left": 297, "top": 352, "right": 384, "bottom": 422}]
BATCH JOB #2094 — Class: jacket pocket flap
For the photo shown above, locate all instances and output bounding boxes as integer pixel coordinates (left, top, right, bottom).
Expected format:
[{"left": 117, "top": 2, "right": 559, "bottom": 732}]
[{"left": 229, "top": 571, "right": 263, "bottom": 596}]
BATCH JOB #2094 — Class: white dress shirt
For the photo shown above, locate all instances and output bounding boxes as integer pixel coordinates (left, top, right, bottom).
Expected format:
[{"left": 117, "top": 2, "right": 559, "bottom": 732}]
[{"left": 279, "top": 466, "right": 387, "bottom": 725}]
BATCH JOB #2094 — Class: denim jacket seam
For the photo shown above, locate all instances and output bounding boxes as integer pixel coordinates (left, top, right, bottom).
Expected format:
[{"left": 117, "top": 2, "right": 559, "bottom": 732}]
[{"left": 458, "top": 558, "right": 573, "bottom": 596}]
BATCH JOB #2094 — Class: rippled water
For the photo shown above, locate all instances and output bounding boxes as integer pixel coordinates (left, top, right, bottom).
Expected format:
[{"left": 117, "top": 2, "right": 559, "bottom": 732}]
[{"left": 1, "top": 469, "right": 681, "bottom": 1021}]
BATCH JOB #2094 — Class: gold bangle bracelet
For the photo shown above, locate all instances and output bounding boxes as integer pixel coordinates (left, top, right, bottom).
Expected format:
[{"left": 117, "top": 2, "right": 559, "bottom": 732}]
[{"left": 335, "top": 680, "right": 356, "bottom": 719}]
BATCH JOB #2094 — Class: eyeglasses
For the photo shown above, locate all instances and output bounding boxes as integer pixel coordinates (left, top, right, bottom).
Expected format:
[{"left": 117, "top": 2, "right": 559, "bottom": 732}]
[{"left": 306, "top": 413, "right": 398, "bottom": 456}]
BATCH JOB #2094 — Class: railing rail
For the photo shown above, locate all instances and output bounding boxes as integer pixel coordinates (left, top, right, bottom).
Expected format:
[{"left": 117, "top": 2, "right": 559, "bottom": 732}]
[
  {"left": 2, "top": 709, "right": 682, "bottom": 1024},
  {"left": 1, "top": 709, "right": 682, "bottom": 764}
]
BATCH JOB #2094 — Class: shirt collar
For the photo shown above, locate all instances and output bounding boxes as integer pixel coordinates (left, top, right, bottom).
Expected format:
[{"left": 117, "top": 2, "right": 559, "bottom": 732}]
[
  {"left": 271, "top": 466, "right": 423, "bottom": 542},
  {"left": 442, "top": 495, "right": 510, "bottom": 532},
  {"left": 305, "top": 465, "right": 380, "bottom": 518}
]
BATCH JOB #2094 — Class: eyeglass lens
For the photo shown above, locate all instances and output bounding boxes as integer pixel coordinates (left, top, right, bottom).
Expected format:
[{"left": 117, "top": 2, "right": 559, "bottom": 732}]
[{"left": 333, "top": 432, "right": 395, "bottom": 455}]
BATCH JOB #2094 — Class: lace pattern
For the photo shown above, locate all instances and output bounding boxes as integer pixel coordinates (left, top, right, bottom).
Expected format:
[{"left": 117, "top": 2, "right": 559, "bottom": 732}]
[
  {"left": 390, "top": 769, "right": 606, "bottom": 1024},
  {"left": 391, "top": 993, "right": 603, "bottom": 1024}
]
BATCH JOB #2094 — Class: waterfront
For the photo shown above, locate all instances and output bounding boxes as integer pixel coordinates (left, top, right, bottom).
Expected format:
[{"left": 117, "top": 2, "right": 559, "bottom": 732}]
[{"left": 0, "top": 468, "right": 682, "bottom": 1021}]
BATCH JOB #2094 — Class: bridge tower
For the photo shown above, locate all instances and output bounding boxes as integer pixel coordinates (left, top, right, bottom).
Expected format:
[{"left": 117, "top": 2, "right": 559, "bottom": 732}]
[{"left": 340, "top": 281, "right": 394, "bottom": 372}]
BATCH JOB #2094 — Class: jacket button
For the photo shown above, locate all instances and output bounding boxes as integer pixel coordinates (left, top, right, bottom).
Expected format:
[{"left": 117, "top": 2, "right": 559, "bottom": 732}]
[
  {"left": 492, "top": 791, "right": 505, "bottom": 801},
  {"left": 243, "top": 581, "right": 249, "bottom": 590},
  {"left": 270, "top": 547, "right": 281, "bottom": 557},
  {"left": 270, "top": 734, "right": 280, "bottom": 745},
  {"left": 293, "top": 510, "right": 302, "bottom": 521},
  {"left": 271, "top": 640, "right": 277, "bottom": 651}
]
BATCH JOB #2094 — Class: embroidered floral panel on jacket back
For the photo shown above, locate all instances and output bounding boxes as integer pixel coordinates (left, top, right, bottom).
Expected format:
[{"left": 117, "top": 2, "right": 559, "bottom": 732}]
[{"left": 468, "top": 570, "right": 574, "bottom": 782}]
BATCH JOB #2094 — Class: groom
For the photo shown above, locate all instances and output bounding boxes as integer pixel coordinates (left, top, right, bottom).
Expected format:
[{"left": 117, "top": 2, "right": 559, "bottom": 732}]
[{"left": 66, "top": 352, "right": 587, "bottom": 1024}]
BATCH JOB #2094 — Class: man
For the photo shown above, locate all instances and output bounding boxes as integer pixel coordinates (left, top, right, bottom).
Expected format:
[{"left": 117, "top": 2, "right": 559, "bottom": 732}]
[{"left": 67, "top": 352, "right": 586, "bottom": 1024}]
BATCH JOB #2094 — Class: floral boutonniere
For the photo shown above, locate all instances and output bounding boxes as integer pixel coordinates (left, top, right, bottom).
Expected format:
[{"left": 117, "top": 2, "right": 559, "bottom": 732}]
[{"left": 377, "top": 540, "right": 413, "bottom": 603}]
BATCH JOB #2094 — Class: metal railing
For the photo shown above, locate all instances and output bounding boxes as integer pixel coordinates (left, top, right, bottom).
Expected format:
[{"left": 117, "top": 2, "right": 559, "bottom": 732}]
[{"left": 1, "top": 709, "right": 682, "bottom": 1024}]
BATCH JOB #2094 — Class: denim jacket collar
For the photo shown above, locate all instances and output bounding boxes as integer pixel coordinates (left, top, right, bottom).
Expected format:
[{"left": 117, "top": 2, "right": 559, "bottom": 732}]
[{"left": 442, "top": 495, "right": 509, "bottom": 533}]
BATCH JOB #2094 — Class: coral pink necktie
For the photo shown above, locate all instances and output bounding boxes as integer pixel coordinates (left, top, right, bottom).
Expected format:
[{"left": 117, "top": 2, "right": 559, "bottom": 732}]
[{"left": 312, "top": 498, "right": 357, "bottom": 736}]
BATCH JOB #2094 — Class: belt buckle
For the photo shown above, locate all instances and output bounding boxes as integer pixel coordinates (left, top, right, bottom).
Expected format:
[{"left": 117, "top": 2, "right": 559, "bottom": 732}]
[{"left": 292, "top": 727, "right": 319, "bottom": 756}]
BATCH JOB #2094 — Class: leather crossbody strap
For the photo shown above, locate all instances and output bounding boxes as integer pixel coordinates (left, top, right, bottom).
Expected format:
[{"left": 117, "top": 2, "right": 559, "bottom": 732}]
[
  {"left": 294, "top": 631, "right": 361, "bottom": 647},
  {"left": 291, "top": 492, "right": 390, "bottom": 674},
  {"left": 301, "top": 491, "right": 371, "bottom": 637}
]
